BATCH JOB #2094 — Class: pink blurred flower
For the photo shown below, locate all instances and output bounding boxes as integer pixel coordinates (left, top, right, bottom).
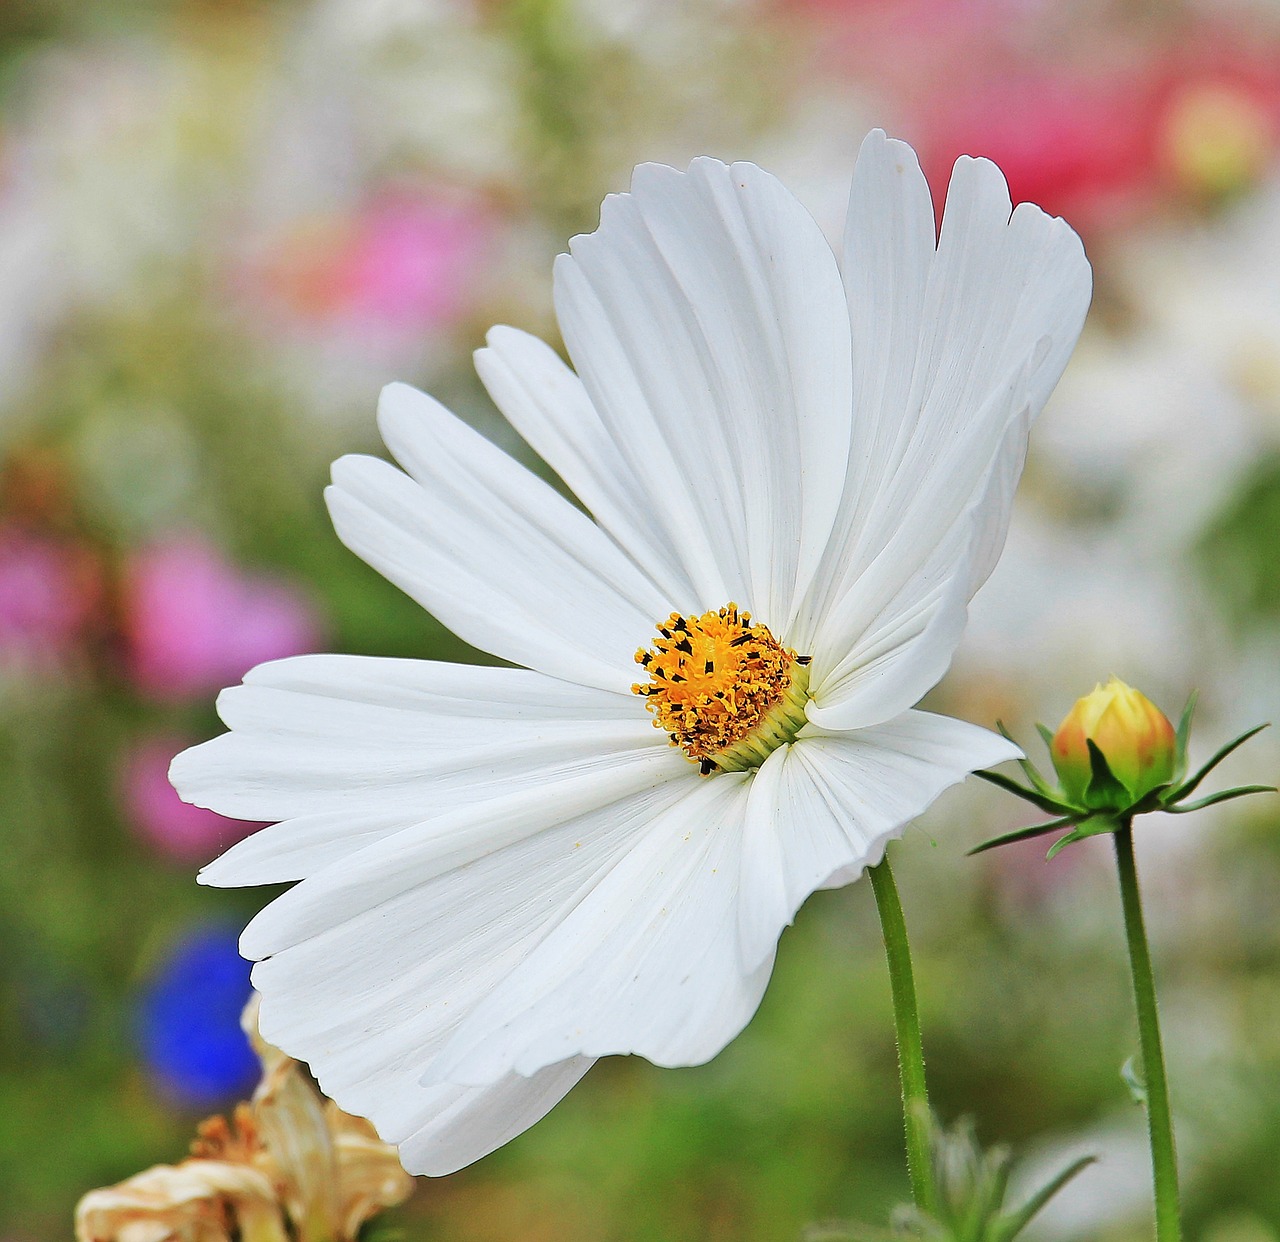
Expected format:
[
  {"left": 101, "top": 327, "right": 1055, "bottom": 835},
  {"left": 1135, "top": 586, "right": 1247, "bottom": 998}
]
[
  {"left": 815, "top": 5, "right": 1280, "bottom": 229},
  {"left": 919, "top": 72, "right": 1158, "bottom": 233},
  {"left": 259, "top": 192, "right": 492, "bottom": 338},
  {"left": 343, "top": 195, "right": 489, "bottom": 329},
  {"left": 124, "top": 537, "right": 320, "bottom": 700},
  {"left": 122, "top": 736, "right": 259, "bottom": 863},
  {"left": 785, "top": 0, "right": 1037, "bottom": 106},
  {"left": 920, "top": 44, "right": 1280, "bottom": 230},
  {"left": 0, "top": 526, "right": 101, "bottom": 668}
]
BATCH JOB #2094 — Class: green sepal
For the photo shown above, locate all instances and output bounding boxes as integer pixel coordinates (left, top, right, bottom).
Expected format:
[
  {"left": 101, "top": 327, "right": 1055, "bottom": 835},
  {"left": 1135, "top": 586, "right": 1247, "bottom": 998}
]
[
  {"left": 968, "top": 817, "right": 1076, "bottom": 856},
  {"left": 1043, "top": 817, "right": 1116, "bottom": 860},
  {"left": 1165, "top": 784, "right": 1276, "bottom": 814},
  {"left": 991, "top": 1156, "right": 1097, "bottom": 1242},
  {"left": 1035, "top": 721, "right": 1055, "bottom": 754},
  {"left": 1076, "top": 812, "right": 1122, "bottom": 838},
  {"left": 1045, "top": 831, "right": 1083, "bottom": 861},
  {"left": 1161, "top": 723, "right": 1270, "bottom": 805},
  {"left": 1126, "top": 783, "right": 1176, "bottom": 816},
  {"left": 1173, "top": 691, "right": 1198, "bottom": 781},
  {"left": 997, "top": 720, "right": 1056, "bottom": 798},
  {"left": 1084, "top": 739, "right": 1129, "bottom": 809},
  {"left": 973, "top": 768, "right": 1075, "bottom": 817}
]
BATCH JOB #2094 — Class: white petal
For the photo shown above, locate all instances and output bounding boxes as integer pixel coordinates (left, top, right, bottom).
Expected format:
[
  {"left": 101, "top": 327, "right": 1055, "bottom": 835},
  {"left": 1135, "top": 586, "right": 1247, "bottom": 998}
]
[
  {"left": 425, "top": 771, "right": 773, "bottom": 1084},
  {"left": 325, "top": 382, "right": 670, "bottom": 691},
  {"left": 475, "top": 327, "right": 699, "bottom": 605},
  {"left": 964, "top": 402, "right": 1034, "bottom": 595},
  {"left": 852, "top": 157, "right": 1087, "bottom": 588},
  {"left": 169, "top": 655, "right": 678, "bottom": 885},
  {"left": 737, "top": 712, "right": 1020, "bottom": 969},
  {"left": 554, "top": 157, "right": 853, "bottom": 628},
  {"left": 797, "top": 135, "right": 1091, "bottom": 719},
  {"left": 360, "top": 1061, "right": 595, "bottom": 1177},
  {"left": 804, "top": 464, "right": 982, "bottom": 732},
  {"left": 838, "top": 130, "right": 936, "bottom": 530},
  {"left": 242, "top": 774, "right": 695, "bottom": 1162}
]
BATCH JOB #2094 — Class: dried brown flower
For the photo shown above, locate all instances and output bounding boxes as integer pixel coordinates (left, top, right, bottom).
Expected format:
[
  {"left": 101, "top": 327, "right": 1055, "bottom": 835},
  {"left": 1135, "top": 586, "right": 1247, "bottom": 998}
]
[{"left": 75, "top": 997, "right": 414, "bottom": 1242}]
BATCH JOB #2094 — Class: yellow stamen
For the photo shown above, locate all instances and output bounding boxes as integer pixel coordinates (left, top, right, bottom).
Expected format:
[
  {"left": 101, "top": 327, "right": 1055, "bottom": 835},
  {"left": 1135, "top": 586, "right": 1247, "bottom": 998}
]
[{"left": 632, "top": 604, "right": 809, "bottom": 773}]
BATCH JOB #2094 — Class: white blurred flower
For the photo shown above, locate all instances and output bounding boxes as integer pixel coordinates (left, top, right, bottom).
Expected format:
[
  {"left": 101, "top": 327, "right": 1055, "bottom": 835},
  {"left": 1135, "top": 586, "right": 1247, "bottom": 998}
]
[
  {"left": 172, "top": 132, "right": 1090, "bottom": 1175},
  {"left": 1120, "top": 178, "right": 1280, "bottom": 438},
  {"left": 294, "top": 0, "right": 523, "bottom": 184},
  {"left": 6, "top": 39, "right": 261, "bottom": 303},
  {"left": 957, "top": 514, "right": 1210, "bottom": 706},
  {"left": 1037, "top": 327, "right": 1256, "bottom": 549}
]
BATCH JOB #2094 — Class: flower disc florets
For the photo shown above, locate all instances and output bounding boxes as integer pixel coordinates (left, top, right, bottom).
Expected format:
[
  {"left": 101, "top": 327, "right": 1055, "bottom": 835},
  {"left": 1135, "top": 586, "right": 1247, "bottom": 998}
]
[{"left": 632, "top": 605, "right": 810, "bottom": 773}]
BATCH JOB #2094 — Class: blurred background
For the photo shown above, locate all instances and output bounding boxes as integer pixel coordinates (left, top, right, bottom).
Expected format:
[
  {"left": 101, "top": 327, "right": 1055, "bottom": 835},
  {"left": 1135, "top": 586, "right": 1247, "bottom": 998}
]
[{"left": 0, "top": 0, "right": 1278, "bottom": 1238}]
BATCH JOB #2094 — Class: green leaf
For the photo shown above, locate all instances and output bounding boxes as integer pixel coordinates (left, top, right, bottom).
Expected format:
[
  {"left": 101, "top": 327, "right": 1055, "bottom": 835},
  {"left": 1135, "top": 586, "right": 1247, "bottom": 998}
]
[
  {"left": 852, "top": 1116, "right": 1093, "bottom": 1242},
  {"left": 967, "top": 1155, "right": 1012, "bottom": 1241},
  {"left": 1166, "top": 785, "right": 1277, "bottom": 814},
  {"left": 993, "top": 1156, "right": 1097, "bottom": 1240},
  {"left": 1121, "top": 1055, "right": 1148, "bottom": 1106},
  {"left": 1164, "top": 723, "right": 1271, "bottom": 804},
  {"left": 968, "top": 817, "right": 1076, "bottom": 856},
  {"left": 1173, "top": 691, "right": 1198, "bottom": 779},
  {"left": 973, "top": 768, "right": 1075, "bottom": 816},
  {"left": 1084, "top": 740, "right": 1128, "bottom": 809}
]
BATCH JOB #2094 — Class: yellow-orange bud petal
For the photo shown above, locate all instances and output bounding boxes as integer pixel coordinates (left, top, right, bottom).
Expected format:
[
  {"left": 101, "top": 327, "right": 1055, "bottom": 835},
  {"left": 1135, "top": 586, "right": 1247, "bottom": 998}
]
[{"left": 1051, "top": 677, "right": 1177, "bottom": 806}]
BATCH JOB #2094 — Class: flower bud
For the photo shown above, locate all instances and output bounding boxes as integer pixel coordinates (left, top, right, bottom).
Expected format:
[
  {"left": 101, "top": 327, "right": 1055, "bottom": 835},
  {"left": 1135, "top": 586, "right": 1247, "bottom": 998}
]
[{"left": 1051, "top": 678, "right": 1177, "bottom": 806}]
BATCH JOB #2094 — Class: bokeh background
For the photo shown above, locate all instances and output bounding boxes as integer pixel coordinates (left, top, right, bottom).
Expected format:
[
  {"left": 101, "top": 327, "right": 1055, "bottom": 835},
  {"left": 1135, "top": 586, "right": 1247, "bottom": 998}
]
[{"left": 1, "top": 0, "right": 1278, "bottom": 1238}]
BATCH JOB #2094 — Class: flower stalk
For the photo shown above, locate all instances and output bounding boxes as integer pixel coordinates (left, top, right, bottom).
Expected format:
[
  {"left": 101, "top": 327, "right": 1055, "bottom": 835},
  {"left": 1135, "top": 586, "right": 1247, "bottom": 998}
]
[
  {"left": 1113, "top": 820, "right": 1182, "bottom": 1240},
  {"left": 869, "top": 853, "right": 936, "bottom": 1215}
]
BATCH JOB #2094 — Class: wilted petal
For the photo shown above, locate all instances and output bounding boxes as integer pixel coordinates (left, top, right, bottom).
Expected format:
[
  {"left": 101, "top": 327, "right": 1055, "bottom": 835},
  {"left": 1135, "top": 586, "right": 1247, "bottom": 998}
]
[
  {"left": 74, "top": 1164, "right": 286, "bottom": 1242},
  {"left": 326, "top": 1105, "right": 416, "bottom": 1234}
]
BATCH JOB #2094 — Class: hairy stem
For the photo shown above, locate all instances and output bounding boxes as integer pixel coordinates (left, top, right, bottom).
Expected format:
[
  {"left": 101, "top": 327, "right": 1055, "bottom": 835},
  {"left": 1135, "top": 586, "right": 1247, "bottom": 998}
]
[
  {"left": 1113, "top": 822, "right": 1182, "bottom": 1239},
  {"left": 869, "top": 852, "right": 936, "bottom": 1214}
]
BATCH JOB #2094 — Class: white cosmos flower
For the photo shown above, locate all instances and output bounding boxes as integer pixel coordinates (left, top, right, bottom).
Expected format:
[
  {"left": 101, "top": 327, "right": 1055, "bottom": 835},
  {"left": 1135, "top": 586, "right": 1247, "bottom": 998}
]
[{"left": 171, "top": 130, "right": 1091, "bottom": 1176}]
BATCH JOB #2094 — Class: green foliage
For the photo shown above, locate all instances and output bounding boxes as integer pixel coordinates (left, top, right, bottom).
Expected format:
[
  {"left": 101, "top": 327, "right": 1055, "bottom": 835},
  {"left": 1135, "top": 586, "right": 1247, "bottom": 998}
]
[
  {"left": 1198, "top": 454, "right": 1280, "bottom": 629},
  {"left": 803, "top": 1115, "right": 1094, "bottom": 1242}
]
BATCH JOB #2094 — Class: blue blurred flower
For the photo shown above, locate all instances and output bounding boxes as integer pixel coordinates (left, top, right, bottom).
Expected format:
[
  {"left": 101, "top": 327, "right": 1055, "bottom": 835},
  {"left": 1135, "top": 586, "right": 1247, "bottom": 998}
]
[{"left": 137, "top": 925, "right": 257, "bottom": 1108}]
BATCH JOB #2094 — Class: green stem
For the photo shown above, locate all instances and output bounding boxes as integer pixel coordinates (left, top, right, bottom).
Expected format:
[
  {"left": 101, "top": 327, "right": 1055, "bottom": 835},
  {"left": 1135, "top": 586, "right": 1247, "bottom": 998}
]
[
  {"left": 869, "top": 853, "right": 936, "bottom": 1215},
  {"left": 1112, "top": 822, "right": 1182, "bottom": 1240}
]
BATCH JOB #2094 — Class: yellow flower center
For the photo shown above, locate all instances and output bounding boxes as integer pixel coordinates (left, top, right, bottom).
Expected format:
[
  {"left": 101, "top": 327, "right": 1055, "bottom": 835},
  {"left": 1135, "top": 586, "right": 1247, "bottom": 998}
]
[{"left": 631, "top": 604, "right": 810, "bottom": 774}]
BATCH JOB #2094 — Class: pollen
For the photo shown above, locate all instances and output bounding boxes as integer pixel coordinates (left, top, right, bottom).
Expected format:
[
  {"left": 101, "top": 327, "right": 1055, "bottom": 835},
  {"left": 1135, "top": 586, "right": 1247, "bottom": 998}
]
[{"left": 632, "top": 604, "right": 810, "bottom": 773}]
